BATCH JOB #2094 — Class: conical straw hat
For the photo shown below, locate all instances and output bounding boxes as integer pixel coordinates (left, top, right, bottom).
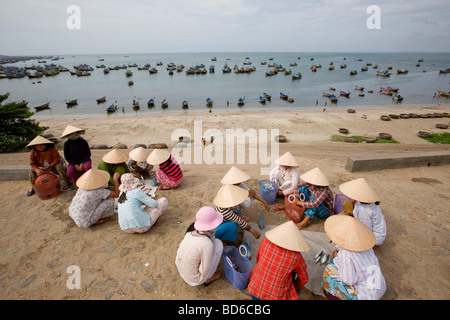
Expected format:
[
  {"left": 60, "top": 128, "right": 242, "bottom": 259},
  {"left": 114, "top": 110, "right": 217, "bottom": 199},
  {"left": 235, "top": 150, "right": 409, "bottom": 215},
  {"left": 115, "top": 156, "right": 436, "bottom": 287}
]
[
  {"left": 213, "top": 184, "right": 249, "bottom": 208},
  {"left": 26, "top": 136, "right": 54, "bottom": 148},
  {"left": 339, "top": 178, "right": 379, "bottom": 203},
  {"left": 300, "top": 167, "right": 330, "bottom": 186},
  {"left": 76, "top": 168, "right": 110, "bottom": 190},
  {"left": 146, "top": 148, "right": 171, "bottom": 165},
  {"left": 129, "top": 147, "right": 150, "bottom": 162},
  {"left": 324, "top": 215, "right": 376, "bottom": 252},
  {"left": 266, "top": 221, "right": 310, "bottom": 252},
  {"left": 102, "top": 149, "right": 128, "bottom": 164},
  {"left": 220, "top": 166, "right": 251, "bottom": 184},
  {"left": 275, "top": 151, "right": 299, "bottom": 167},
  {"left": 61, "top": 125, "right": 84, "bottom": 138}
]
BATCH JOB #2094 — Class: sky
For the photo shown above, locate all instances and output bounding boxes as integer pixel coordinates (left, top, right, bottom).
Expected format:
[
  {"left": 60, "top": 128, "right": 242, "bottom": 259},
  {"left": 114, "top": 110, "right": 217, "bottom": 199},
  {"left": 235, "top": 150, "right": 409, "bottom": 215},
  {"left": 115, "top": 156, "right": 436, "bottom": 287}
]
[{"left": 1, "top": 0, "right": 450, "bottom": 55}]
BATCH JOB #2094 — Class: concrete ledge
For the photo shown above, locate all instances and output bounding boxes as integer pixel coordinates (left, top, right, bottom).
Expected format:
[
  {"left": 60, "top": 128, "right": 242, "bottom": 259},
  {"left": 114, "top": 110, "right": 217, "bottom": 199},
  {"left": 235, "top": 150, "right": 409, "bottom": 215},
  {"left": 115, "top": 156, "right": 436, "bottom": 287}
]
[
  {"left": 0, "top": 165, "right": 29, "bottom": 181},
  {"left": 346, "top": 151, "right": 450, "bottom": 172}
]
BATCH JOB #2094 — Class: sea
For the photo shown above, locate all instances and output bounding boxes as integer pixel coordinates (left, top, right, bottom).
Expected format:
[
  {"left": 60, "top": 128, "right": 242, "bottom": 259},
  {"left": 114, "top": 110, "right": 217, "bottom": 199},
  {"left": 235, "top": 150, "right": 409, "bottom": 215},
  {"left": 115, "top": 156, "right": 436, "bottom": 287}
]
[{"left": 1, "top": 52, "right": 449, "bottom": 119}]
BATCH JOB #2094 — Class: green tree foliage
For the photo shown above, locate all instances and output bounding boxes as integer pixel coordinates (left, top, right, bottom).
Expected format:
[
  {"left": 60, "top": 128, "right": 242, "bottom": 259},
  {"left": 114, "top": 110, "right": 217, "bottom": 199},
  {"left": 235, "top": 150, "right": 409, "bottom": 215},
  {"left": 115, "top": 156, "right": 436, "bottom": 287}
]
[{"left": 0, "top": 93, "right": 48, "bottom": 153}]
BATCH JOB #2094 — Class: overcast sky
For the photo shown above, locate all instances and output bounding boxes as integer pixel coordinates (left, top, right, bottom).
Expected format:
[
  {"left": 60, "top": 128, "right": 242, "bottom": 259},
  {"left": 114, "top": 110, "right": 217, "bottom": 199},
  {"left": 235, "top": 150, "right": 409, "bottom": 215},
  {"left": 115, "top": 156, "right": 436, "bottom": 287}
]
[{"left": 1, "top": 0, "right": 449, "bottom": 55}]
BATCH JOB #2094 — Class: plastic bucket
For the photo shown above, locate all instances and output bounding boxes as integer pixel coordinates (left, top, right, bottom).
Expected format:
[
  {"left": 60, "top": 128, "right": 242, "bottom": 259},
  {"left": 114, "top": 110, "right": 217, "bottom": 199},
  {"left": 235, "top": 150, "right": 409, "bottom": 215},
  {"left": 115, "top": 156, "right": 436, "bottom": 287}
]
[
  {"left": 223, "top": 245, "right": 252, "bottom": 290},
  {"left": 258, "top": 178, "right": 278, "bottom": 205},
  {"left": 32, "top": 172, "right": 61, "bottom": 200},
  {"left": 334, "top": 194, "right": 352, "bottom": 214}
]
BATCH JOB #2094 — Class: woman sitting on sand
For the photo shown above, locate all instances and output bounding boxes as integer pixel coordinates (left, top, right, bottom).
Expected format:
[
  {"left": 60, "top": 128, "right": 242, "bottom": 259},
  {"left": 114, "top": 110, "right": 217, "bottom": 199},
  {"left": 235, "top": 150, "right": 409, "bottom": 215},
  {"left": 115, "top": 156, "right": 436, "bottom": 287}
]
[
  {"left": 220, "top": 166, "right": 270, "bottom": 212},
  {"left": 69, "top": 169, "right": 120, "bottom": 227},
  {"left": 175, "top": 207, "right": 224, "bottom": 286},
  {"left": 338, "top": 178, "right": 386, "bottom": 245},
  {"left": 26, "top": 136, "right": 70, "bottom": 197},
  {"left": 321, "top": 215, "right": 386, "bottom": 300},
  {"left": 213, "top": 184, "right": 261, "bottom": 242},
  {"left": 117, "top": 173, "right": 168, "bottom": 233},
  {"left": 61, "top": 125, "right": 91, "bottom": 184},
  {"left": 127, "top": 147, "right": 154, "bottom": 180},
  {"left": 146, "top": 148, "right": 183, "bottom": 190},
  {"left": 269, "top": 152, "right": 301, "bottom": 211},
  {"left": 97, "top": 149, "right": 130, "bottom": 186},
  {"left": 291, "top": 168, "right": 334, "bottom": 230},
  {"left": 248, "top": 221, "right": 310, "bottom": 300}
]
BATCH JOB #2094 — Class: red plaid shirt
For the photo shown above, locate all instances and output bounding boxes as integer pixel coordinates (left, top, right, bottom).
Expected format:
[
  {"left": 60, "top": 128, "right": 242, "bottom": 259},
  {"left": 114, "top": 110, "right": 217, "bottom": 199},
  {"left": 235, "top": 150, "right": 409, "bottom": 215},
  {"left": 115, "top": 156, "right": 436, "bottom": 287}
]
[
  {"left": 299, "top": 182, "right": 334, "bottom": 214},
  {"left": 248, "top": 238, "right": 308, "bottom": 300}
]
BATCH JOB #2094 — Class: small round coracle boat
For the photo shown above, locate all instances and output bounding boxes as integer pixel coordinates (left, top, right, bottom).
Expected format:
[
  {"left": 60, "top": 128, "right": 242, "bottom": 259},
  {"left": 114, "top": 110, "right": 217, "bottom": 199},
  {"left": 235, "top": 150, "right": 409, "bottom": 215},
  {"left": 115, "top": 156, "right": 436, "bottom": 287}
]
[
  {"left": 347, "top": 109, "right": 356, "bottom": 113},
  {"left": 380, "top": 115, "right": 391, "bottom": 121},
  {"left": 399, "top": 114, "right": 410, "bottom": 119},
  {"left": 363, "top": 136, "right": 377, "bottom": 143},
  {"left": 378, "top": 133, "right": 392, "bottom": 140},
  {"left": 389, "top": 114, "right": 399, "bottom": 119},
  {"left": 275, "top": 135, "right": 287, "bottom": 143},
  {"left": 339, "top": 128, "right": 349, "bottom": 134},
  {"left": 417, "top": 131, "right": 432, "bottom": 138},
  {"left": 345, "top": 138, "right": 359, "bottom": 143},
  {"left": 436, "top": 124, "right": 449, "bottom": 129}
]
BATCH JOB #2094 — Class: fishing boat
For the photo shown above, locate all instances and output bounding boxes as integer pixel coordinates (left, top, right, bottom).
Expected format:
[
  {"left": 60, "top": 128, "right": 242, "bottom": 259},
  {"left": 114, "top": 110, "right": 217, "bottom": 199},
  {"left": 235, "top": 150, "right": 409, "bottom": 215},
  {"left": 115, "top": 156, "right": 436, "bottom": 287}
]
[
  {"left": 439, "top": 68, "right": 450, "bottom": 74},
  {"left": 96, "top": 96, "right": 106, "bottom": 103},
  {"left": 322, "top": 92, "right": 332, "bottom": 98},
  {"left": 259, "top": 96, "right": 266, "bottom": 104},
  {"left": 288, "top": 97, "right": 294, "bottom": 103},
  {"left": 340, "top": 90, "right": 351, "bottom": 97},
  {"left": 340, "top": 64, "right": 347, "bottom": 69},
  {"left": 28, "top": 72, "right": 43, "bottom": 78},
  {"left": 387, "top": 65, "right": 393, "bottom": 70},
  {"left": 238, "top": 97, "right": 245, "bottom": 106},
  {"left": 128, "top": 81, "right": 134, "bottom": 86},
  {"left": 126, "top": 70, "right": 133, "bottom": 77},
  {"left": 311, "top": 65, "right": 317, "bottom": 72},
  {"left": 361, "top": 66, "right": 368, "bottom": 72},
  {"left": 265, "top": 70, "right": 276, "bottom": 76},
  {"left": 147, "top": 98, "right": 155, "bottom": 107},
  {"left": 263, "top": 93, "right": 272, "bottom": 101},
  {"left": 380, "top": 88, "right": 393, "bottom": 96},
  {"left": 149, "top": 68, "right": 158, "bottom": 74},
  {"left": 34, "top": 102, "right": 50, "bottom": 111},
  {"left": 66, "top": 99, "right": 78, "bottom": 106},
  {"left": 76, "top": 71, "right": 91, "bottom": 76},
  {"left": 290, "top": 62, "right": 298, "bottom": 67},
  {"left": 355, "top": 86, "right": 364, "bottom": 91},
  {"left": 284, "top": 69, "right": 292, "bottom": 75},
  {"left": 377, "top": 70, "right": 391, "bottom": 77},
  {"left": 418, "top": 59, "right": 424, "bottom": 62},
  {"left": 280, "top": 92, "right": 288, "bottom": 100},
  {"left": 206, "top": 98, "right": 213, "bottom": 107},
  {"left": 329, "top": 87, "right": 336, "bottom": 91},
  {"left": 132, "top": 100, "right": 140, "bottom": 110},
  {"left": 107, "top": 104, "right": 117, "bottom": 113},
  {"left": 386, "top": 86, "right": 399, "bottom": 92},
  {"left": 182, "top": 100, "right": 188, "bottom": 109},
  {"left": 222, "top": 64, "right": 232, "bottom": 73},
  {"left": 397, "top": 68, "right": 408, "bottom": 74},
  {"left": 161, "top": 99, "right": 168, "bottom": 108},
  {"left": 349, "top": 70, "right": 357, "bottom": 75},
  {"left": 328, "top": 65, "right": 334, "bottom": 70},
  {"left": 330, "top": 94, "right": 338, "bottom": 103},
  {"left": 438, "top": 90, "right": 449, "bottom": 97},
  {"left": 292, "top": 72, "right": 302, "bottom": 80},
  {"left": 393, "top": 93, "right": 404, "bottom": 102},
  {"left": 103, "top": 68, "right": 110, "bottom": 74},
  {"left": 156, "top": 62, "right": 163, "bottom": 66}
]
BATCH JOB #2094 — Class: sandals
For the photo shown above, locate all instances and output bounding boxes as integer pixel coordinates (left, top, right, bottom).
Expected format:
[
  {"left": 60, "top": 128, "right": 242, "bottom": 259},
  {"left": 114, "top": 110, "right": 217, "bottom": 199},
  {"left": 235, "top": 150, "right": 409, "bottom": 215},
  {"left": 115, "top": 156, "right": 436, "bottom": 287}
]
[
  {"left": 26, "top": 190, "right": 35, "bottom": 197},
  {"left": 158, "top": 185, "right": 171, "bottom": 190},
  {"left": 93, "top": 217, "right": 110, "bottom": 225}
]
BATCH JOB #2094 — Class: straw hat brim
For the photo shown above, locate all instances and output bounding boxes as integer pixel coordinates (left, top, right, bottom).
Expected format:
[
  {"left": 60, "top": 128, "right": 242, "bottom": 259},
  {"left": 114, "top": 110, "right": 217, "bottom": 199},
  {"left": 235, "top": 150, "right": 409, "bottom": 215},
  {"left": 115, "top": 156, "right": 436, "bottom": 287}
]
[
  {"left": 300, "top": 167, "right": 330, "bottom": 186},
  {"left": 324, "top": 215, "right": 376, "bottom": 252},
  {"left": 275, "top": 152, "right": 299, "bottom": 167},
  {"left": 265, "top": 221, "right": 310, "bottom": 252},
  {"left": 76, "top": 169, "right": 110, "bottom": 190},
  {"left": 26, "top": 136, "right": 54, "bottom": 148},
  {"left": 102, "top": 149, "right": 128, "bottom": 164},
  {"left": 339, "top": 178, "right": 379, "bottom": 203},
  {"left": 61, "top": 125, "right": 85, "bottom": 138},
  {"left": 147, "top": 148, "right": 170, "bottom": 165},
  {"left": 129, "top": 147, "right": 150, "bottom": 162},
  {"left": 213, "top": 184, "right": 249, "bottom": 208},
  {"left": 220, "top": 166, "right": 251, "bottom": 184}
]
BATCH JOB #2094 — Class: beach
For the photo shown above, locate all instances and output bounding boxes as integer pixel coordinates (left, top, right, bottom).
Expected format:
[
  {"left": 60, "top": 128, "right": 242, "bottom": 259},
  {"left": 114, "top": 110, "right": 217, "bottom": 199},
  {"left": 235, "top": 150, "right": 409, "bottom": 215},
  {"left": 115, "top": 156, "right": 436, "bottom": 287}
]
[{"left": 0, "top": 105, "right": 449, "bottom": 300}]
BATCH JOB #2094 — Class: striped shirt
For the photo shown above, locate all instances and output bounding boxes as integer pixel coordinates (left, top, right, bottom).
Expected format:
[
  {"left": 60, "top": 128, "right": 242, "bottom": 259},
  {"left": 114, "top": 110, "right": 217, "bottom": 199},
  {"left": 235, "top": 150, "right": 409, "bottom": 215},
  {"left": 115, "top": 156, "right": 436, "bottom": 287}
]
[
  {"left": 214, "top": 206, "right": 248, "bottom": 229},
  {"left": 159, "top": 155, "right": 183, "bottom": 180}
]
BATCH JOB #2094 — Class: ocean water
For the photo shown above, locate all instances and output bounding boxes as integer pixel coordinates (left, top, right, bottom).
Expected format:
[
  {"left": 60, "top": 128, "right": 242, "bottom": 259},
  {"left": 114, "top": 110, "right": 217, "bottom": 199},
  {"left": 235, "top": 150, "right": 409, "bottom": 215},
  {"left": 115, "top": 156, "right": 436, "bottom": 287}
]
[{"left": 1, "top": 52, "right": 449, "bottom": 118}]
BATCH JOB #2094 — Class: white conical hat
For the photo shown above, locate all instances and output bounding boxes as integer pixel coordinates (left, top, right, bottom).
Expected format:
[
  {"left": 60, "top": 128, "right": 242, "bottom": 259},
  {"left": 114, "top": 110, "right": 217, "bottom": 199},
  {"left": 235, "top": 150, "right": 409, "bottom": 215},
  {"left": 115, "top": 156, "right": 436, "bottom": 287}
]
[
  {"left": 146, "top": 148, "right": 171, "bottom": 165},
  {"left": 300, "top": 167, "right": 330, "bottom": 186},
  {"left": 213, "top": 184, "right": 249, "bottom": 208},
  {"left": 26, "top": 136, "right": 54, "bottom": 148},
  {"left": 129, "top": 147, "right": 150, "bottom": 162},
  {"left": 61, "top": 125, "right": 84, "bottom": 138},
  {"left": 76, "top": 168, "right": 110, "bottom": 190},
  {"left": 265, "top": 221, "right": 310, "bottom": 252},
  {"left": 324, "top": 215, "right": 376, "bottom": 252},
  {"left": 275, "top": 152, "right": 299, "bottom": 167},
  {"left": 339, "top": 178, "right": 379, "bottom": 203},
  {"left": 102, "top": 149, "right": 128, "bottom": 164},
  {"left": 220, "top": 166, "right": 251, "bottom": 184}
]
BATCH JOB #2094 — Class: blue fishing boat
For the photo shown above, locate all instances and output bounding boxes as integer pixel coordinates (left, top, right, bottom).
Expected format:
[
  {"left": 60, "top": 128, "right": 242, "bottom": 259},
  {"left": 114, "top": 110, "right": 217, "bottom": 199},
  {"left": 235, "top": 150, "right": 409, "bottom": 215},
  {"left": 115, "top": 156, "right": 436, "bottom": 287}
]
[
  {"left": 377, "top": 70, "right": 391, "bottom": 77},
  {"left": 340, "top": 90, "right": 351, "bottom": 97},
  {"left": 330, "top": 94, "right": 338, "bottom": 103},
  {"left": 182, "top": 100, "right": 188, "bottom": 109},
  {"left": 132, "top": 100, "right": 140, "bottom": 110},
  {"left": 107, "top": 104, "right": 117, "bottom": 113},
  {"left": 263, "top": 93, "right": 272, "bottom": 101},
  {"left": 259, "top": 96, "right": 266, "bottom": 104},
  {"left": 322, "top": 91, "right": 332, "bottom": 98},
  {"left": 393, "top": 93, "right": 404, "bottom": 102},
  {"left": 280, "top": 92, "right": 288, "bottom": 100},
  {"left": 292, "top": 72, "right": 302, "bottom": 80},
  {"left": 238, "top": 97, "right": 245, "bottom": 106},
  {"left": 147, "top": 98, "right": 155, "bottom": 107},
  {"left": 161, "top": 99, "right": 168, "bottom": 108},
  {"left": 206, "top": 98, "right": 213, "bottom": 107}
]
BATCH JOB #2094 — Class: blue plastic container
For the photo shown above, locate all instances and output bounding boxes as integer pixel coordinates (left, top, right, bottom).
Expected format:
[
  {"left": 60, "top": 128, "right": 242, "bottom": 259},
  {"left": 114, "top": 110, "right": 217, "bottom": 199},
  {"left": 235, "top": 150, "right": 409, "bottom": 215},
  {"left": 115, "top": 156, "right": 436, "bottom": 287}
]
[
  {"left": 223, "top": 245, "right": 252, "bottom": 290},
  {"left": 258, "top": 178, "right": 278, "bottom": 205}
]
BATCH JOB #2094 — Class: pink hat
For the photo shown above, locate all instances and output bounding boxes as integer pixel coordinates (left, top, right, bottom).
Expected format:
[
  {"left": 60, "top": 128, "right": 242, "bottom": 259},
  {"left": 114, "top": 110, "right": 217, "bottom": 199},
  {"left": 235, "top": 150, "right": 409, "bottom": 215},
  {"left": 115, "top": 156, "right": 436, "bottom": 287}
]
[
  {"left": 194, "top": 207, "right": 223, "bottom": 231},
  {"left": 119, "top": 173, "right": 140, "bottom": 192}
]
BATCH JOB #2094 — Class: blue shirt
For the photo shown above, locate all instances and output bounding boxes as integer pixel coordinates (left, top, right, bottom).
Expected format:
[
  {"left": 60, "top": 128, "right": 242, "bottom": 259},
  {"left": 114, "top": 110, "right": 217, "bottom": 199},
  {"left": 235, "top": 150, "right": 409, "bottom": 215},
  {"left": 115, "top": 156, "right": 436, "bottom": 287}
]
[{"left": 118, "top": 188, "right": 157, "bottom": 230}]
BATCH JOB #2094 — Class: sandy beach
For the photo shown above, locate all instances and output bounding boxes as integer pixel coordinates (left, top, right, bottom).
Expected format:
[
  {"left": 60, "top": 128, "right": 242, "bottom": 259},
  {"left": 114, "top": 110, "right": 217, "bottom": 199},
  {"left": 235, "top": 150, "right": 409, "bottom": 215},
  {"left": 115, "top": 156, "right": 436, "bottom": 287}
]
[{"left": 0, "top": 104, "right": 449, "bottom": 300}]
